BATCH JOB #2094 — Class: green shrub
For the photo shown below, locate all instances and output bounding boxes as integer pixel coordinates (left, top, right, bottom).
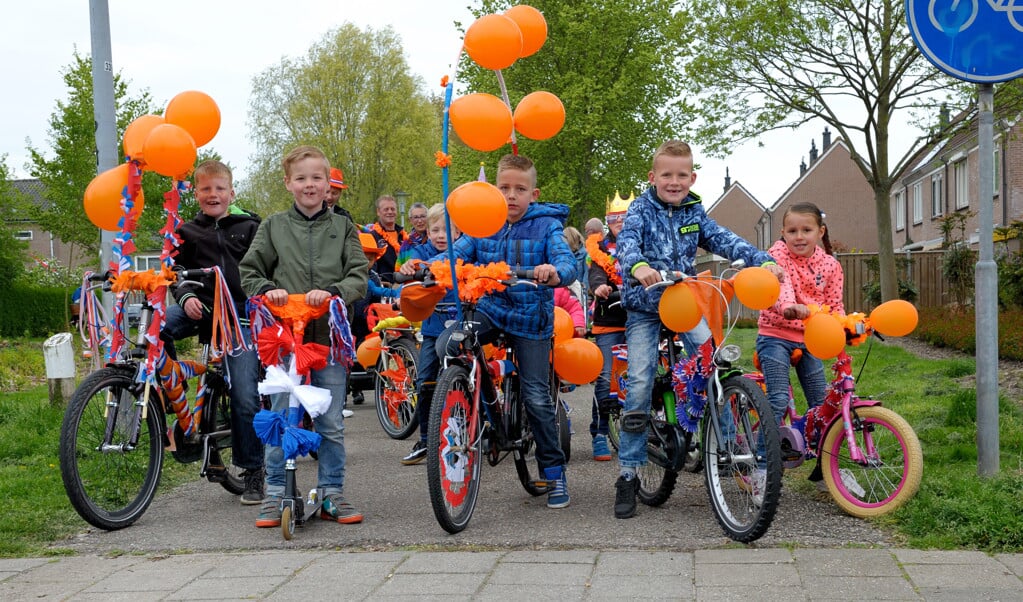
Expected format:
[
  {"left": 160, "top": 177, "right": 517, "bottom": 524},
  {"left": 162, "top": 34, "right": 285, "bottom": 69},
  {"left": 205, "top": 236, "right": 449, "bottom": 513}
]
[
  {"left": 914, "top": 307, "right": 1023, "bottom": 360},
  {"left": 0, "top": 284, "right": 67, "bottom": 337}
]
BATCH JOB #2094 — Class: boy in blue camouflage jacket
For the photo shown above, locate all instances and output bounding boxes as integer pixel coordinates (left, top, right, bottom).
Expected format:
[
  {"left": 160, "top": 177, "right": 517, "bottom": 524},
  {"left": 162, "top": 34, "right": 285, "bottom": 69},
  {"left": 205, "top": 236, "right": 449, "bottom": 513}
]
[
  {"left": 613, "top": 140, "right": 783, "bottom": 519},
  {"left": 403, "top": 153, "right": 576, "bottom": 509}
]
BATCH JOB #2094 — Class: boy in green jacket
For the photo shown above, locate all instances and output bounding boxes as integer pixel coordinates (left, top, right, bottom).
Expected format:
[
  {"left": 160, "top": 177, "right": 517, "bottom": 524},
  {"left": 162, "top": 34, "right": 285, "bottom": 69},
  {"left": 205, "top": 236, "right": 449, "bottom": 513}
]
[{"left": 240, "top": 145, "right": 369, "bottom": 528}]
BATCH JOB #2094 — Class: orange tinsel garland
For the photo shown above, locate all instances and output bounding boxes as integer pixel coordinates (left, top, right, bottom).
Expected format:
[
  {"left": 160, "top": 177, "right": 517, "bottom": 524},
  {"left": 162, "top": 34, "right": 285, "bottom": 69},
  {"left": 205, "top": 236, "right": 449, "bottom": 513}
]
[
  {"left": 427, "top": 260, "right": 511, "bottom": 302},
  {"left": 585, "top": 233, "right": 621, "bottom": 286},
  {"left": 370, "top": 223, "right": 404, "bottom": 254},
  {"left": 110, "top": 267, "right": 177, "bottom": 294}
]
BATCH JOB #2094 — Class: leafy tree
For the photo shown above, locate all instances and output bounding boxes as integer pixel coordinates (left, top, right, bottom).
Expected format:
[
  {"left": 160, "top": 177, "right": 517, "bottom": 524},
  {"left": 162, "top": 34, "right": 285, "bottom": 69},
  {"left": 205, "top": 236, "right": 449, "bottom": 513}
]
[
  {"left": 458, "top": 0, "right": 689, "bottom": 223},
  {"left": 244, "top": 24, "right": 441, "bottom": 223},
  {"left": 26, "top": 50, "right": 165, "bottom": 260},
  {"left": 681, "top": 0, "right": 962, "bottom": 302},
  {"left": 0, "top": 156, "right": 28, "bottom": 286}
]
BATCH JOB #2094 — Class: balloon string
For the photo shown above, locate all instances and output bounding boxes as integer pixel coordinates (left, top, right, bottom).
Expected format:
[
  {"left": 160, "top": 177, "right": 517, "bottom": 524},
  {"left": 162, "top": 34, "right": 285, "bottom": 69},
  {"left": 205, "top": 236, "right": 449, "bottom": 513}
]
[{"left": 495, "top": 69, "right": 518, "bottom": 155}]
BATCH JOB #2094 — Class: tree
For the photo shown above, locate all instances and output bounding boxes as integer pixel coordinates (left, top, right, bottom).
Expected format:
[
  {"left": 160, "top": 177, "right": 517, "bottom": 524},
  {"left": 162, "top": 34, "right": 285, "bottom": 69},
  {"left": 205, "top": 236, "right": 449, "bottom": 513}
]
[
  {"left": 26, "top": 50, "right": 164, "bottom": 262},
  {"left": 458, "top": 0, "right": 689, "bottom": 224},
  {"left": 0, "top": 156, "right": 28, "bottom": 287},
  {"left": 244, "top": 24, "right": 441, "bottom": 223},
  {"left": 681, "top": 0, "right": 964, "bottom": 301}
]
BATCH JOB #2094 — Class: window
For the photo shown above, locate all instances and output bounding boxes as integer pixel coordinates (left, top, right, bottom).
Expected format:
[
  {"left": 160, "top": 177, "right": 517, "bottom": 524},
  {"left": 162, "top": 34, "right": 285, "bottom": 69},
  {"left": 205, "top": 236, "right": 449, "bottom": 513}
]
[
  {"left": 954, "top": 159, "right": 969, "bottom": 209},
  {"left": 14, "top": 231, "right": 33, "bottom": 240},
  {"left": 895, "top": 191, "right": 906, "bottom": 231},
  {"left": 135, "top": 255, "right": 162, "bottom": 271},
  {"left": 993, "top": 146, "right": 1001, "bottom": 197},
  {"left": 931, "top": 173, "right": 943, "bottom": 218},
  {"left": 912, "top": 183, "right": 923, "bottom": 225}
]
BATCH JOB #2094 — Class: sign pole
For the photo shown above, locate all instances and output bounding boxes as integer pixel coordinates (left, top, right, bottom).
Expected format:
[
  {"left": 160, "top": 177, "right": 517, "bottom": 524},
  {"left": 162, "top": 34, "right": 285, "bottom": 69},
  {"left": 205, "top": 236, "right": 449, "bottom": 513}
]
[{"left": 975, "top": 83, "right": 999, "bottom": 476}]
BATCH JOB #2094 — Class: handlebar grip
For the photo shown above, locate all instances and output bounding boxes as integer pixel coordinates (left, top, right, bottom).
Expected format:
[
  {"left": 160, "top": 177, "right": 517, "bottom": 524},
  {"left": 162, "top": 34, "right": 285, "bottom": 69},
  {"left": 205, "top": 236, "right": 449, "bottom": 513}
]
[
  {"left": 393, "top": 268, "right": 431, "bottom": 284},
  {"left": 88, "top": 271, "right": 113, "bottom": 282},
  {"left": 177, "top": 268, "right": 215, "bottom": 281},
  {"left": 512, "top": 268, "right": 534, "bottom": 280}
]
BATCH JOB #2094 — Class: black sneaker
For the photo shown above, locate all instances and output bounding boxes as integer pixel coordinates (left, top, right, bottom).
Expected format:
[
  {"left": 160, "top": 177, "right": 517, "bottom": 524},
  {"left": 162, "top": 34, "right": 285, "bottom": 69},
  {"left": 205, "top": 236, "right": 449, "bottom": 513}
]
[
  {"left": 352, "top": 390, "right": 365, "bottom": 405},
  {"left": 614, "top": 474, "right": 639, "bottom": 519},
  {"left": 240, "top": 467, "right": 265, "bottom": 505},
  {"left": 401, "top": 440, "right": 427, "bottom": 465}
]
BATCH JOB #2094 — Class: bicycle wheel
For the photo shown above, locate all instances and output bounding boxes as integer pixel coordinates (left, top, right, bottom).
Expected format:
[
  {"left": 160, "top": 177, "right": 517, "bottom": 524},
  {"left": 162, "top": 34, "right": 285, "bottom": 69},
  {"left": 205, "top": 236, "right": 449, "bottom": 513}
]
[
  {"left": 374, "top": 336, "right": 420, "bottom": 440},
  {"left": 426, "top": 365, "right": 483, "bottom": 533},
  {"left": 607, "top": 405, "right": 621, "bottom": 451},
  {"left": 638, "top": 419, "right": 680, "bottom": 506},
  {"left": 556, "top": 396, "right": 572, "bottom": 464},
  {"left": 59, "top": 367, "right": 164, "bottom": 530},
  {"left": 512, "top": 377, "right": 548, "bottom": 497},
  {"left": 702, "top": 374, "right": 781, "bottom": 543},
  {"left": 819, "top": 405, "right": 923, "bottom": 518},
  {"left": 204, "top": 376, "right": 245, "bottom": 495}
]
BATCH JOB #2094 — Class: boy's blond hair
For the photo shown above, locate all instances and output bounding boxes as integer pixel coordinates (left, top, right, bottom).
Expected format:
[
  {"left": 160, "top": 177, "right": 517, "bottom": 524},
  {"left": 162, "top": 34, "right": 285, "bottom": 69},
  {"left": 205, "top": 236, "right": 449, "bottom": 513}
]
[
  {"left": 193, "top": 159, "right": 233, "bottom": 186},
  {"left": 563, "top": 226, "right": 583, "bottom": 252},
  {"left": 497, "top": 153, "right": 538, "bottom": 187},
  {"left": 282, "top": 145, "right": 329, "bottom": 177},
  {"left": 426, "top": 203, "right": 447, "bottom": 226},
  {"left": 651, "top": 140, "right": 693, "bottom": 168}
]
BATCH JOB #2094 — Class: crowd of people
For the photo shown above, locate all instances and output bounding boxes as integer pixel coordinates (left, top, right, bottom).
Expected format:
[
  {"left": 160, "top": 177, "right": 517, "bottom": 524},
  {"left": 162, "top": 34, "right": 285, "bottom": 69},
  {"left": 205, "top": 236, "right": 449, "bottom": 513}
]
[{"left": 159, "top": 139, "right": 842, "bottom": 528}]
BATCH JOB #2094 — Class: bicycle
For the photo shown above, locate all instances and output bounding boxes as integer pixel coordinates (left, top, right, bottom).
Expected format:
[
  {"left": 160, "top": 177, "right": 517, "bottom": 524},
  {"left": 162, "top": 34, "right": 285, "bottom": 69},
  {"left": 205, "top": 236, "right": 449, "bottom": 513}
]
[
  {"left": 748, "top": 304, "right": 924, "bottom": 518},
  {"left": 607, "top": 268, "right": 783, "bottom": 543},
  {"left": 59, "top": 268, "right": 248, "bottom": 530},
  {"left": 398, "top": 261, "right": 572, "bottom": 533},
  {"left": 361, "top": 301, "right": 421, "bottom": 439}
]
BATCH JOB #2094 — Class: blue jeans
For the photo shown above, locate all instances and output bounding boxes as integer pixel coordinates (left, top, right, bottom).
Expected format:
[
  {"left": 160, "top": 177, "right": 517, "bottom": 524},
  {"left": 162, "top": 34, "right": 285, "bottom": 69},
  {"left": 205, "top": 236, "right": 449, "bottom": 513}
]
[
  {"left": 590, "top": 331, "right": 625, "bottom": 437},
  {"left": 754, "top": 334, "right": 827, "bottom": 422},
  {"left": 265, "top": 362, "right": 348, "bottom": 497},
  {"left": 619, "top": 310, "right": 710, "bottom": 468},
  {"left": 161, "top": 304, "right": 264, "bottom": 470},
  {"left": 415, "top": 335, "right": 439, "bottom": 441}
]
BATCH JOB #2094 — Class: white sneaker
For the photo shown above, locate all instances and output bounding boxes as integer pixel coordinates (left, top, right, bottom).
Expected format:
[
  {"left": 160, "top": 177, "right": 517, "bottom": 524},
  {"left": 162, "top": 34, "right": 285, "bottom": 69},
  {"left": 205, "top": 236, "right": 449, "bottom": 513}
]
[
  {"left": 342, "top": 408, "right": 354, "bottom": 418},
  {"left": 751, "top": 469, "right": 767, "bottom": 507}
]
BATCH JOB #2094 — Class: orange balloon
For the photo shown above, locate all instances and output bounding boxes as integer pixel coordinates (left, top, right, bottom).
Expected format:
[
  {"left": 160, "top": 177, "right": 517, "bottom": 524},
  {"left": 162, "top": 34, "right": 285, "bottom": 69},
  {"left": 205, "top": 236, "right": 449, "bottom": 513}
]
[
  {"left": 463, "top": 14, "right": 523, "bottom": 70},
  {"left": 554, "top": 338, "right": 603, "bottom": 385},
  {"left": 553, "top": 306, "right": 573, "bottom": 345},
  {"left": 734, "top": 266, "right": 781, "bottom": 310},
  {"left": 142, "top": 124, "right": 197, "bottom": 178},
  {"left": 504, "top": 4, "right": 547, "bottom": 57},
  {"left": 356, "top": 333, "right": 382, "bottom": 368},
  {"left": 450, "top": 93, "right": 514, "bottom": 152},
  {"left": 83, "top": 164, "right": 145, "bottom": 232},
  {"left": 658, "top": 283, "right": 702, "bottom": 332},
  {"left": 804, "top": 313, "right": 846, "bottom": 360},
  {"left": 869, "top": 300, "right": 919, "bottom": 337},
  {"left": 513, "top": 91, "right": 565, "bottom": 141},
  {"left": 164, "top": 90, "right": 221, "bottom": 147},
  {"left": 446, "top": 181, "right": 508, "bottom": 238},
  {"left": 122, "top": 114, "right": 164, "bottom": 162}
]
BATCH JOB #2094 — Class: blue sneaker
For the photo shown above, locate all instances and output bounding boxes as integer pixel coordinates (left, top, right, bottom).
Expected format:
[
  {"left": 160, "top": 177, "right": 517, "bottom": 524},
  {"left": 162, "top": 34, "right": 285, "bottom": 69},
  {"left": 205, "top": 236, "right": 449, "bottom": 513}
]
[
  {"left": 592, "top": 434, "right": 611, "bottom": 461},
  {"left": 544, "top": 465, "right": 570, "bottom": 508}
]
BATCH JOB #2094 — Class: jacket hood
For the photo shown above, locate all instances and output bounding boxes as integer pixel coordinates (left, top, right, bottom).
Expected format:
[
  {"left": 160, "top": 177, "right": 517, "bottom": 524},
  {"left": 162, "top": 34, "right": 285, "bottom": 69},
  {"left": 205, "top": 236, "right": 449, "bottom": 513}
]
[{"left": 521, "top": 202, "right": 570, "bottom": 224}]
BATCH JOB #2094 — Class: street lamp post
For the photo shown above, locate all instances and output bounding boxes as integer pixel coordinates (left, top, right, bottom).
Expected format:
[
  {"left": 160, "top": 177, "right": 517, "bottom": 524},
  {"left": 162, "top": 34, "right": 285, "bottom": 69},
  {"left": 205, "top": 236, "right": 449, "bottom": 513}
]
[{"left": 394, "top": 190, "right": 410, "bottom": 229}]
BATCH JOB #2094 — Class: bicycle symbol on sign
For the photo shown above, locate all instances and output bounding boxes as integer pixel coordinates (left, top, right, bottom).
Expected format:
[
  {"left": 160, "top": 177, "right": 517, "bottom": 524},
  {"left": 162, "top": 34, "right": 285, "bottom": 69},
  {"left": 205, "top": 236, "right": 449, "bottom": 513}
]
[{"left": 930, "top": 0, "right": 1023, "bottom": 33}]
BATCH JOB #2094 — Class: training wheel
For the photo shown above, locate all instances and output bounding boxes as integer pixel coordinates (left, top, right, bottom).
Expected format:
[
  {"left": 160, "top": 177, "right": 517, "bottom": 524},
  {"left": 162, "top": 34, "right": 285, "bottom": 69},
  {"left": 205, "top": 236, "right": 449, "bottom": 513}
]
[{"left": 281, "top": 506, "right": 294, "bottom": 541}]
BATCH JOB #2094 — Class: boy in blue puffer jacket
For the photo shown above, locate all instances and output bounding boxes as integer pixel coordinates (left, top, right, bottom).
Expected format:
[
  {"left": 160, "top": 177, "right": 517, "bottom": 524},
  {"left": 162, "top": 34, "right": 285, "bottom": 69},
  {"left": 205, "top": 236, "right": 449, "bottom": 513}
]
[
  {"left": 614, "top": 140, "right": 784, "bottom": 519},
  {"left": 401, "top": 154, "right": 577, "bottom": 508}
]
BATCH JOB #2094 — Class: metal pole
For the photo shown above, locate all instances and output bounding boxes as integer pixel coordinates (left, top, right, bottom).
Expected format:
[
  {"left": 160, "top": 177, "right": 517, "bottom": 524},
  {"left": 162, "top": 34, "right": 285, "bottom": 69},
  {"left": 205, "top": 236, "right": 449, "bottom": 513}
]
[
  {"left": 975, "top": 83, "right": 999, "bottom": 477},
  {"left": 89, "top": 0, "right": 117, "bottom": 278}
]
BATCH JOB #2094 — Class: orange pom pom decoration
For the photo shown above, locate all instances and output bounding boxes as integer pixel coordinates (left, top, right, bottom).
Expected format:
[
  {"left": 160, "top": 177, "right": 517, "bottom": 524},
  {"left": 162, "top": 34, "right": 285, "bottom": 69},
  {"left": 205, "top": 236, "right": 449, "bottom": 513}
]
[
  {"left": 658, "top": 283, "right": 702, "bottom": 332},
  {"left": 734, "top": 266, "right": 781, "bottom": 310},
  {"left": 553, "top": 338, "right": 603, "bottom": 385},
  {"left": 804, "top": 313, "right": 846, "bottom": 360},
  {"left": 869, "top": 300, "right": 919, "bottom": 337}
]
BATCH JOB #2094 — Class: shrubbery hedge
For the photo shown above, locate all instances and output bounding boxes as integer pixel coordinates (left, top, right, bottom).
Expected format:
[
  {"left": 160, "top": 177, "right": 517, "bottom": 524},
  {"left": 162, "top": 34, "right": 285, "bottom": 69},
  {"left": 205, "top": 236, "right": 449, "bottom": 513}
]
[{"left": 0, "top": 285, "right": 69, "bottom": 337}]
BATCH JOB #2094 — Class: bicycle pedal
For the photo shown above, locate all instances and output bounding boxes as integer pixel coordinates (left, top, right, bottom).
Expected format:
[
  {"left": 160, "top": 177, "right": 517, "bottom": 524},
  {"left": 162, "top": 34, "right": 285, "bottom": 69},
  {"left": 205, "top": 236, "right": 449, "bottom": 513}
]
[
  {"left": 531, "top": 479, "right": 553, "bottom": 489},
  {"left": 204, "top": 463, "right": 227, "bottom": 483}
]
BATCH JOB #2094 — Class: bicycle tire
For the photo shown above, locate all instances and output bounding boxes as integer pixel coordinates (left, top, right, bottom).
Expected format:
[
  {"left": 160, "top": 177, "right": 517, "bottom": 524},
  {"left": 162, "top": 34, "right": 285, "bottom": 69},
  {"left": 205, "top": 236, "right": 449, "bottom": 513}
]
[
  {"left": 819, "top": 405, "right": 923, "bottom": 518},
  {"left": 426, "top": 365, "right": 483, "bottom": 533},
  {"left": 607, "top": 405, "right": 621, "bottom": 451},
  {"left": 638, "top": 420, "right": 680, "bottom": 506},
  {"left": 204, "top": 376, "right": 245, "bottom": 495},
  {"left": 59, "top": 367, "right": 164, "bottom": 530},
  {"left": 511, "top": 376, "right": 548, "bottom": 497},
  {"left": 374, "top": 336, "right": 420, "bottom": 440},
  {"left": 702, "top": 374, "right": 781, "bottom": 543}
]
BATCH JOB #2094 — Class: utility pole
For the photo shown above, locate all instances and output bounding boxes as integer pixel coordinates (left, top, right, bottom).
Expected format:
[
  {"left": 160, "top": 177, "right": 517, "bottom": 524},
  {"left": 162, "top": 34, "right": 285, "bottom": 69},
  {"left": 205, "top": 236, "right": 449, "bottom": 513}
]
[{"left": 89, "top": 0, "right": 117, "bottom": 277}]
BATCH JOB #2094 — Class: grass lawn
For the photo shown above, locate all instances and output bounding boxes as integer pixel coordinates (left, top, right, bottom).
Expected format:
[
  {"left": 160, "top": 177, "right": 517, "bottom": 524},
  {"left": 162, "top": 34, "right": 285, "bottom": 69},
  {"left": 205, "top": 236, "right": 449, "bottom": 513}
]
[{"left": 2, "top": 331, "right": 1022, "bottom": 556}]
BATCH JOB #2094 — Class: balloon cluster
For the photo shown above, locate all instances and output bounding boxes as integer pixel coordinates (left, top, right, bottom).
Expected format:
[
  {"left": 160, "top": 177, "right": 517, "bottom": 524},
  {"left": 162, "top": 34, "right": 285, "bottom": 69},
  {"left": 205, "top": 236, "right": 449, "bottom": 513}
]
[
  {"left": 444, "top": 5, "right": 566, "bottom": 240},
  {"left": 803, "top": 300, "right": 919, "bottom": 360},
  {"left": 83, "top": 90, "right": 221, "bottom": 233}
]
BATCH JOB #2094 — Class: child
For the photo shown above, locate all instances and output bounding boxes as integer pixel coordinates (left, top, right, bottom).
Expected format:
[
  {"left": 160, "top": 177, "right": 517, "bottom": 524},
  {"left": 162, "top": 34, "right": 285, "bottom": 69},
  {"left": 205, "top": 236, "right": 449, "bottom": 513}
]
[
  {"left": 756, "top": 202, "right": 843, "bottom": 477},
  {"left": 239, "top": 145, "right": 369, "bottom": 528},
  {"left": 615, "top": 140, "right": 783, "bottom": 519},
  {"left": 160, "top": 159, "right": 265, "bottom": 505},
  {"left": 399, "top": 153, "right": 577, "bottom": 508},
  {"left": 400, "top": 203, "right": 459, "bottom": 465}
]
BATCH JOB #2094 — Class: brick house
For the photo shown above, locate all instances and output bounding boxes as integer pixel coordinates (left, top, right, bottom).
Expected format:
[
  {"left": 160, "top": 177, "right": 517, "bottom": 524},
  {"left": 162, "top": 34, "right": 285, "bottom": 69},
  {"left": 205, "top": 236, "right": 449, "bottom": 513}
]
[
  {"left": 6, "top": 179, "right": 95, "bottom": 270},
  {"left": 891, "top": 108, "right": 1023, "bottom": 254}
]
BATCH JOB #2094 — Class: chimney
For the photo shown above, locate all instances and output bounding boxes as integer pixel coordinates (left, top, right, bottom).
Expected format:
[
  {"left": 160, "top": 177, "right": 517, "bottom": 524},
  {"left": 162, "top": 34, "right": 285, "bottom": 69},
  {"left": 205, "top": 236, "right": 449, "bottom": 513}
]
[
  {"left": 822, "top": 127, "right": 832, "bottom": 150},
  {"left": 809, "top": 139, "right": 819, "bottom": 163},
  {"left": 800, "top": 158, "right": 807, "bottom": 176},
  {"left": 723, "top": 167, "right": 731, "bottom": 192},
  {"left": 939, "top": 103, "right": 950, "bottom": 132}
]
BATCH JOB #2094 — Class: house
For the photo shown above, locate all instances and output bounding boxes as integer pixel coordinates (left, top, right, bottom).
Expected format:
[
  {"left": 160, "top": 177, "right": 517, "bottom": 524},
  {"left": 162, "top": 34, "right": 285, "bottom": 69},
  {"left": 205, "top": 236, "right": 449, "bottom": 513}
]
[{"left": 891, "top": 106, "right": 1023, "bottom": 254}]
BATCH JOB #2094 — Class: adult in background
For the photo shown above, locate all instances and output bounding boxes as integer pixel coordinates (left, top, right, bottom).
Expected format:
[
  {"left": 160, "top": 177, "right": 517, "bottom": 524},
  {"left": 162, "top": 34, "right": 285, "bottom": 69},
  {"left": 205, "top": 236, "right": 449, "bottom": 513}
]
[
  {"left": 397, "top": 202, "right": 429, "bottom": 269},
  {"left": 325, "top": 167, "right": 355, "bottom": 224},
  {"left": 364, "top": 195, "right": 408, "bottom": 283}
]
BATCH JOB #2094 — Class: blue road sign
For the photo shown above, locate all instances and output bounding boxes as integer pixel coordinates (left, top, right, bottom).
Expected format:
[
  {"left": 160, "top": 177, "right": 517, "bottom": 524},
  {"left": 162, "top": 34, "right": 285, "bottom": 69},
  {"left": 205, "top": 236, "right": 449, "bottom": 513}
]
[{"left": 907, "top": 0, "right": 1023, "bottom": 82}]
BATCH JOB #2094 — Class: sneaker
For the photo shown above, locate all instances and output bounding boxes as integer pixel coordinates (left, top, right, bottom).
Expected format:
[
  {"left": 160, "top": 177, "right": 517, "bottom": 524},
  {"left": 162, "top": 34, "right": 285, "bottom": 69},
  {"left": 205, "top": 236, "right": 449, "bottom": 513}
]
[
  {"left": 401, "top": 440, "right": 427, "bottom": 465},
  {"left": 342, "top": 408, "right": 354, "bottom": 418},
  {"left": 352, "top": 390, "right": 365, "bottom": 405},
  {"left": 255, "top": 496, "right": 281, "bottom": 528},
  {"left": 814, "top": 478, "right": 829, "bottom": 493},
  {"left": 592, "top": 434, "right": 612, "bottom": 462},
  {"left": 240, "top": 468, "right": 265, "bottom": 505},
  {"left": 321, "top": 493, "right": 364, "bottom": 524},
  {"left": 614, "top": 474, "right": 639, "bottom": 519},
  {"left": 751, "top": 469, "right": 767, "bottom": 507},
  {"left": 544, "top": 465, "right": 570, "bottom": 509}
]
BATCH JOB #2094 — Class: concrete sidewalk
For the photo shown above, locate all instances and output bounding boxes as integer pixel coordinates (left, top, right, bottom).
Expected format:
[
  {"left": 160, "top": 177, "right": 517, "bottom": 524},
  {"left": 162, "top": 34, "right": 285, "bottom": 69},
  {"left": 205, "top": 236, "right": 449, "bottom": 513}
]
[{"left": 1, "top": 547, "right": 1021, "bottom": 600}]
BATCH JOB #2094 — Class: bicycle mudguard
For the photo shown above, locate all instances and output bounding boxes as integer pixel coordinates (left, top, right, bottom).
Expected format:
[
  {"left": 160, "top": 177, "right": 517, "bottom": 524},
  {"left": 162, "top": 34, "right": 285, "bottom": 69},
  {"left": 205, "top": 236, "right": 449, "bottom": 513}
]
[{"left": 649, "top": 420, "right": 687, "bottom": 472}]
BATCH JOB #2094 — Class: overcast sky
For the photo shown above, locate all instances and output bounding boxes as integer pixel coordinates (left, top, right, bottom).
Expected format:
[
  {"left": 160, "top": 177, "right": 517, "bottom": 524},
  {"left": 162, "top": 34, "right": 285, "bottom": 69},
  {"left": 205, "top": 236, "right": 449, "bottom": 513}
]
[{"left": 0, "top": 0, "right": 898, "bottom": 214}]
